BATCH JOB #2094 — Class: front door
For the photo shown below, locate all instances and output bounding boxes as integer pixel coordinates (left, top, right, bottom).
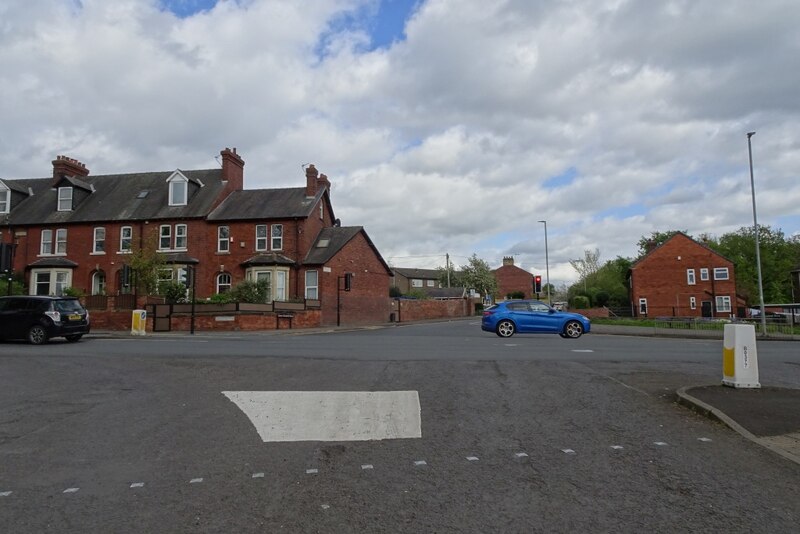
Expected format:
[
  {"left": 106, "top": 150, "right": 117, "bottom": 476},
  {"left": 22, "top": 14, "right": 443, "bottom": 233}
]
[{"left": 701, "top": 301, "right": 712, "bottom": 318}]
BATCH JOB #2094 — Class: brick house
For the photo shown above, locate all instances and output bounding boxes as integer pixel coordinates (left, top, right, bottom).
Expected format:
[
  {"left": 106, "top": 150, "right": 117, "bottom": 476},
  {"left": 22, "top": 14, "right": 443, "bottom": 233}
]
[
  {"left": 391, "top": 268, "right": 441, "bottom": 294},
  {"left": 493, "top": 256, "right": 535, "bottom": 300},
  {"left": 0, "top": 148, "right": 392, "bottom": 327},
  {"left": 629, "top": 232, "right": 742, "bottom": 318}
]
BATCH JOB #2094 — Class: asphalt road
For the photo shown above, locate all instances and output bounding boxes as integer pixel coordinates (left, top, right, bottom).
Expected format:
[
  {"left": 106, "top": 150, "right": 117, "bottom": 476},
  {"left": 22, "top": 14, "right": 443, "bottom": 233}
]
[{"left": 1, "top": 320, "right": 798, "bottom": 533}]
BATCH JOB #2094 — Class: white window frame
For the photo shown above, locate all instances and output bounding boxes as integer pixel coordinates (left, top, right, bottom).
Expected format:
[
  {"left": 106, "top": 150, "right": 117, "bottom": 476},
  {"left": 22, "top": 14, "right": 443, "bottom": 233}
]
[
  {"left": 159, "top": 225, "right": 172, "bottom": 250},
  {"left": 271, "top": 224, "right": 283, "bottom": 251},
  {"left": 246, "top": 267, "right": 289, "bottom": 302},
  {"left": 174, "top": 224, "right": 187, "bottom": 250},
  {"left": 92, "top": 271, "right": 106, "bottom": 295},
  {"left": 0, "top": 184, "right": 9, "bottom": 214},
  {"left": 639, "top": 298, "right": 648, "bottom": 315},
  {"left": 716, "top": 295, "right": 732, "bottom": 312},
  {"left": 700, "top": 268, "right": 709, "bottom": 281},
  {"left": 686, "top": 269, "right": 695, "bottom": 285},
  {"left": 55, "top": 228, "right": 67, "bottom": 255},
  {"left": 57, "top": 187, "right": 73, "bottom": 211},
  {"left": 714, "top": 267, "right": 729, "bottom": 280},
  {"left": 30, "top": 268, "right": 72, "bottom": 296},
  {"left": 93, "top": 227, "right": 106, "bottom": 254},
  {"left": 218, "top": 225, "right": 230, "bottom": 253},
  {"left": 426, "top": 280, "right": 435, "bottom": 287},
  {"left": 411, "top": 279, "right": 422, "bottom": 288},
  {"left": 305, "top": 270, "right": 318, "bottom": 300},
  {"left": 216, "top": 273, "right": 232, "bottom": 294},
  {"left": 319, "top": 204, "right": 323, "bottom": 220},
  {"left": 40, "top": 229, "right": 53, "bottom": 255},
  {"left": 120, "top": 226, "right": 132, "bottom": 252},
  {"left": 690, "top": 296, "right": 696, "bottom": 310},
  {"left": 255, "top": 225, "right": 268, "bottom": 251},
  {"left": 168, "top": 174, "right": 188, "bottom": 206}
]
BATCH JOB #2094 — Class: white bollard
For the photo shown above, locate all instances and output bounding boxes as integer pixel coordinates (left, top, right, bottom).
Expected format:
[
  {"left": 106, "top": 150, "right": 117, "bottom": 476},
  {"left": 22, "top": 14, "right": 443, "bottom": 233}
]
[
  {"left": 131, "top": 309, "right": 147, "bottom": 336},
  {"left": 722, "top": 324, "right": 760, "bottom": 388}
]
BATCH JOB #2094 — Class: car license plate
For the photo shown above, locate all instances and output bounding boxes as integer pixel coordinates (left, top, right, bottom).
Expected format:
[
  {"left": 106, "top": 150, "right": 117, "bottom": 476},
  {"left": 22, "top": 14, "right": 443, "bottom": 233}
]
[{"left": 69, "top": 314, "right": 81, "bottom": 320}]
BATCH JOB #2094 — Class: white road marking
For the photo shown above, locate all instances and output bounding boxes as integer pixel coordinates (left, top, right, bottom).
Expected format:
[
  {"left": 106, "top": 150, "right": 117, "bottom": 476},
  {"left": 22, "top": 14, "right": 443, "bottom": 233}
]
[
  {"left": 189, "top": 478, "right": 203, "bottom": 484},
  {"left": 414, "top": 460, "right": 427, "bottom": 466},
  {"left": 561, "top": 449, "right": 576, "bottom": 454},
  {"left": 130, "top": 482, "right": 144, "bottom": 488},
  {"left": 0, "top": 491, "right": 12, "bottom": 497},
  {"left": 654, "top": 442, "right": 668, "bottom": 446},
  {"left": 361, "top": 464, "right": 374, "bottom": 470},
  {"left": 63, "top": 487, "right": 79, "bottom": 493},
  {"left": 306, "top": 469, "right": 319, "bottom": 475},
  {"left": 505, "top": 344, "right": 518, "bottom": 347},
  {"left": 571, "top": 349, "right": 594, "bottom": 353},
  {"left": 321, "top": 504, "right": 331, "bottom": 510},
  {"left": 223, "top": 391, "right": 422, "bottom": 442},
  {"left": 515, "top": 452, "right": 529, "bottom": 458},
  {"left": 466, "top": 456, "right": 479, "bottom": 462},
  {"left": 610, "top": 445, "right": 624, "bottom": 450},
  {"left": 698, "top": 437, "right": 713, "bottom": 442}
]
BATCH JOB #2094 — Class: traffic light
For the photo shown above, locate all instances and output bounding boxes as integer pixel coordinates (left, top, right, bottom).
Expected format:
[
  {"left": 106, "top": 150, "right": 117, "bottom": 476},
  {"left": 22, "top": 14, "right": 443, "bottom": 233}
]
[{"left": 534, "top": 275, "right": 542, "bottom": 294}]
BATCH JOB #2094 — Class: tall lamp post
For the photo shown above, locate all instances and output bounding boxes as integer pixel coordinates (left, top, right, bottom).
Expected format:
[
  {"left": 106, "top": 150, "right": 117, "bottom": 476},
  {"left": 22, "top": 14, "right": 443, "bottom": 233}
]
[
  {"left": 747, "top": 132, "right": 767, "bottom": 336},
  {"left": 538, "top": 220, "right": 551, "bottom": 305}
]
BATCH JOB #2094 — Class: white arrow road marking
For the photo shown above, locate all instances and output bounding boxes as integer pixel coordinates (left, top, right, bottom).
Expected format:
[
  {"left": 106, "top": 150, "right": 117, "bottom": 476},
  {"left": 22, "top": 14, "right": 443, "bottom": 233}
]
[{"left": 223, "top": 391, "right": 422, "bottom": 442}]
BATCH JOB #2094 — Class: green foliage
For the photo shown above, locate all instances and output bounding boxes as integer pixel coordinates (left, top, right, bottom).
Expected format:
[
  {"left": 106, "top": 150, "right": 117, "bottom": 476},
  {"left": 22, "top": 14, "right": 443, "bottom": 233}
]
[
  {"left": 125, "top": 234, "right": 166, "bottom": 295},
  {"left": 571, "top": 295, "right": 590, "bottom": 309},
  {"left": 62, "top": 286, "right": 85, "bottom": 297},
  {"left": 436, "top": 263, "right": 462, "bottom": 288},
  {"left": 208, "top": 292, "right": 236, "bottom": 304},
  {"left": 229, "top": 279, "right": 270, "bottom": 303},
  {"left": 567, "top": 255, "right": 632, "bottom": 308},
  {"left": 405, "top": 288, "right": 430, "bottom": 300},
  {"left": 636, "top": 230, "right": 686, "bottom": 257},
  {"left": 389, "top": 286, "right": 402, "bottom": 298},
  {"left": 507, "top": 291, "right": 525, "bottom": 299},
  {"left": 1, "top": 273, "right": 26, "bottom": 296},
  {"left": 594, "top": 290, "right": 610, "bottom": 307},
  {"left": 460, "top": 254, "right": 497, "bottom": 298},
  {"left": 160, "top": 281, "right": 189, "bottom": 303}
]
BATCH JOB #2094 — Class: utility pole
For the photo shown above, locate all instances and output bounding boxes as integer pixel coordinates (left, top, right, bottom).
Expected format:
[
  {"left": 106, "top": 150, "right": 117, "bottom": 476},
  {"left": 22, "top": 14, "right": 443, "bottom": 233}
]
[
  {"left": 747, "top": 132, "right": 768, "bottom": 336},
  {"left": 446, "top": 253, "right": 451, "bottom": 288}
]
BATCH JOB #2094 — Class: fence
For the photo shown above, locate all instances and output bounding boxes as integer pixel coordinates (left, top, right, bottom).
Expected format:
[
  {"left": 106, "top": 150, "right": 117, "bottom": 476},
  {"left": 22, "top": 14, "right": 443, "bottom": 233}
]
[{"left": 652, "top": 317, "right": 798, "bottom": 340}]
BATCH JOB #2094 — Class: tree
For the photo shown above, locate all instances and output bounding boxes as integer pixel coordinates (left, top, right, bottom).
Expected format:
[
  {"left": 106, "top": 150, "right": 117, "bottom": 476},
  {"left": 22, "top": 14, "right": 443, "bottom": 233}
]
[
  {"left": 569, "top": 248, "right": 602, "bottom": 290},
  {"left": 124, "top": 234, "right": 166, "bottom": 295},
  {"left": 567, "top": 255, "right": 632, "bottom": 308},
  {"left": 436, "top": 262, "right": 462, "bottom": 288},
  {"left": 459, "top": 254, "right": 497, "bottom": 298}
]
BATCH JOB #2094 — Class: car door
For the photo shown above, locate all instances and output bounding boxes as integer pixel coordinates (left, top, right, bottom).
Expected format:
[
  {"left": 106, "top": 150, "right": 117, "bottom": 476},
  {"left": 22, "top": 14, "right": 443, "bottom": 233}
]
[
  {"left": 505, "top": 301, "right": 536, "bottom": 332},
  {"left": 0, "top": 298, "right": 30, "bottom": 340},
  {"left": 527, "top": 301, "right": 561, "bottom": 332}
]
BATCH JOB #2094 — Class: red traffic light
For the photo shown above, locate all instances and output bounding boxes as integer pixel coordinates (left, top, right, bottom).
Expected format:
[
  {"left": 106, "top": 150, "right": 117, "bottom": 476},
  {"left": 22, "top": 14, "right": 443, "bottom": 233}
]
[{"left": 534, "top": 275, "right": 542, "bottom": 293}]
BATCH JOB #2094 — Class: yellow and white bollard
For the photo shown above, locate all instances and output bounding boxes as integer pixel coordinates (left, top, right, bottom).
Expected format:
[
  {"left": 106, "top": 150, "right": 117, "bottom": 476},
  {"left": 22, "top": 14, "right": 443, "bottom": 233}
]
[
  {"left": 722, "top": 324, "right": 760, "bottom": 388},
  {"left": 131, "top": 309, "right": 147, "bottom": 336}
]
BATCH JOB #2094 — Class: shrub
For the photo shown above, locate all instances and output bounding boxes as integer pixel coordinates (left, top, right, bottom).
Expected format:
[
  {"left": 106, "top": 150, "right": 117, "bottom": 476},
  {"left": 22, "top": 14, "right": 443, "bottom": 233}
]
[
  {"left": 389, "top": 286, "right": 402, "bottom": 298},
  {"left": 571, "top": 295, "right": 590, "bottom": 309},
  {"left": 507, "top": 291, "right": 525, "bottom": 300},
  {"left": 160, "top": 281, "right": 189, "bottom": 303},
  {"left": 229, "top": 280, "right": 270, "bottom": 303},
  {"left": 62, "top": 286, "right": 85, "bottom": 297}
]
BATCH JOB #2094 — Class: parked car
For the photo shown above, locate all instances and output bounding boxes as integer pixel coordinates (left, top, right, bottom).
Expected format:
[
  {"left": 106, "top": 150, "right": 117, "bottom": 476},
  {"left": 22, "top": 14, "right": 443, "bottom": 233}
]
[
  {"left": 481, "top": 300, "right": 590, "bottom": 338},
  {"left": 0, "top": 296, "right": 91, "bottom": 344}
]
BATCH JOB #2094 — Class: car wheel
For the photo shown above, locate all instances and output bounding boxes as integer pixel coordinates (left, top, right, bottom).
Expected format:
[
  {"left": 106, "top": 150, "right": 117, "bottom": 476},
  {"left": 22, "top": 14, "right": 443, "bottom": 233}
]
[
  {"left": 65, "top": 335, "right": 83, "bottom": 342},
  {"left": 28, "top": 325, "right": 49, "bottom": 345},
  {"left": 496, "top": 320, "right": 515, "bottom": 338},
  {"left": 564, "top": 320, "right": 583, "bottom": 339}
]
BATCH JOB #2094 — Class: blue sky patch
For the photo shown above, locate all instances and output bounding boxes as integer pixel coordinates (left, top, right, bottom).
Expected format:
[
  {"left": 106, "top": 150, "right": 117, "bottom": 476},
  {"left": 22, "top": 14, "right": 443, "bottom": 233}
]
[
  {"left": 594, "top": 203, "right": 647, "bottom": 221},
  {"left": 160, "top": 0, "right": 217, "bottom": 18},
  {"left": 543, "top": 167, "right": 578, "bottom": 189}
]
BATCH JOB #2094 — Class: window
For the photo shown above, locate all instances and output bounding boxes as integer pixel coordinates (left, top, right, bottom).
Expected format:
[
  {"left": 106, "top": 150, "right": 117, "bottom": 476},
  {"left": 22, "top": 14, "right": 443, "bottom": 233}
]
[
  {"left": 714, "top": 267, "right": 729, "bottom": 280},
  {"left": 120, "top": 226, "right": 132, "bottom": 252},
  {"left": 716, "top": 295, "right": 732, "bottom": 312},
  {"left": 690, "top": 297, "right": 696, "bottom": 310},
  {"left": 411, "top": 279, "right": 423, "bottom": 288},
  {"left": 0, "top": 185, "right": 9, "bottom": 214},
  {"left": 175, "top": 224, "right": 187, "bottom": 250},
  {"left": 93, "top": 227, "right": 106, "bottom": 254},
  {"left": 159, "top": 225, "right": 171, "bottom": 250},
  {"left": 40, "top": 229, "right": 52, "bottom": 255},
  {"left": 218, "top": 226, "right": 230, "bottom": 252},
  {"left": 31, "top": 269, "right": 71, "bottom": 296},
  {"left": 92, "top": 271, "right": 106, "bottom": 295},
  {"left": 216, "top": 273, "right": 232, "bottom": 294},
  {"left": 256, "top": 225, "right": 268, "bottom": 251},
  {"left": 305, "top": 270, "right": 318, "bottom": 299},
  {"left": 168, "top": 175, "right": 187, "bottom": 206},
  {"left": 687, "top": 269, "right": 695, "bottom": 285},
  {"left": 639, "top": 298, "right": 648, "bottom": 315},
  {"left": 319, "top": 204, "right": 324, "bottom": 220},
  {"left": 55, "top": 229, "right": 67, "bottom": 254},
  {"left": 271, "top": 224, "right": 283, "bottom": 250},
  {"left": 700, "top": 268, "right": 709, "bottom": 281},
  {"left": 58, "top": 187, "right": 73, "bottom": 211},
  {"left": 246, "top": 267, "right": 289, "bottom": 302},
  {"left": 427, "top": 280, "right": 435, "bottom": 287}
]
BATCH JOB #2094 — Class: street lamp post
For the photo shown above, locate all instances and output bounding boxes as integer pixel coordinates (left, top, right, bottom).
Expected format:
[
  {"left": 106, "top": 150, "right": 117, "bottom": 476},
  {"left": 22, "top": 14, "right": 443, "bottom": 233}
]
[
  {"left": 747, "top": 132, "right": 768, "bottom": 336},
  {"left": 538, "top": 220, "right": 551, "bottom": 305}
]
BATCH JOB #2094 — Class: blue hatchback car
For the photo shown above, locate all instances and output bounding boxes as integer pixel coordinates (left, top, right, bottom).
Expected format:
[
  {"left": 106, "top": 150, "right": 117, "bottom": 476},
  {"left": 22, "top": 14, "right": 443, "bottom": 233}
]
[{"left": 481, "top": 300, "right": 590, "bottom": 338}]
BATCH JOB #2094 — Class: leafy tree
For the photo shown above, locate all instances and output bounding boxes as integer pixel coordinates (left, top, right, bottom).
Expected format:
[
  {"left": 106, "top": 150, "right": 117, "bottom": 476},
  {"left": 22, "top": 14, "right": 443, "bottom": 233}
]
[
  {"left": 569, "top": 248, "right": 602, "bottom": 291},
  {"left": 160, "top": 280, "right": 189, "bottom": 303},
  {"left": 436, "top": 263, "right": 462, "bottom": 288},
  {"left": 124, "top": 234, "right": 166, "bottom": 295},
  {"left": 459, "top": 254, "right": 497, "bottom": 298},
  {"left": 709, "top": 225, "right": 800, "bottom": 304},
  {"left": 567, "top": 255, "right": 632, "bottom": 308}
]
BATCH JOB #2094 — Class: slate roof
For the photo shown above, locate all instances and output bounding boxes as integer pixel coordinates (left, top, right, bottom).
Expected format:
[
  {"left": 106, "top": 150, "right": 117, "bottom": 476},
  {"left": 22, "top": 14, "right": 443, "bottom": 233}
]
[
  {"left": 27, "top": 257, "right": 79, "bottom": 268},
  {"left": 1, "top": 169, "right": 225, "bottom": 225},
  {"left": 629, "top": 231, "right": 735, "bottom": 269},
  {"left": 207, "top": 187, "right": 325, "bottom": 220},
  {"left": 393, "top": 267, "right": 441, "bottom": 279},
  {"left": 241, "top": 253, "right": 295, "bottom": 267},
  {"left": 422, "top": 287, "right": 467, "bottom": 299}
]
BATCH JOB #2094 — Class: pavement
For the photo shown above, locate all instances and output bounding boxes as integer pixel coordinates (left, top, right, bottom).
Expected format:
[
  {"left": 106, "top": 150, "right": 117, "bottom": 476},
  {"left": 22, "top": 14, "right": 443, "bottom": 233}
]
[{"left": 86, "top": 323, "right": 800, "bottom": 467}]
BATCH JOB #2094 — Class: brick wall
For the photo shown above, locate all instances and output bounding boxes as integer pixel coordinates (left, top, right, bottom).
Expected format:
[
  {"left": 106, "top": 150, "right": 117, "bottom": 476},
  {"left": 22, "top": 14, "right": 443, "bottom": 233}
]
[
  {"left": 394, "top": 298, "right": 476, "bottom": 322},
  {"left": 494, "top": 264, "right": 535, "bottom": 299}
]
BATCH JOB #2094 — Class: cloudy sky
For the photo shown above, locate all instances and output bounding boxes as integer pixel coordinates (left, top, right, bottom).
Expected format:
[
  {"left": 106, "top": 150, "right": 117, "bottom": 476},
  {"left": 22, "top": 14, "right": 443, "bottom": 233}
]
[{"left": 2, "top": 0, "right": 799, "bottom": 285}]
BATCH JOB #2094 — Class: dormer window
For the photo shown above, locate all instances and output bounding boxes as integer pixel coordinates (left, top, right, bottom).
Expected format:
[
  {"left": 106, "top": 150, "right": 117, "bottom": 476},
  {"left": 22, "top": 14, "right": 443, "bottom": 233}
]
[
  {"left": 167, "top": 173, "right": 188, "bottom": 206},
  {"left": 58, "top": 187, "right": 73, "bottom": 211},
  {"left": 0, "top": 183, "right": 9, "bottom": 214}
]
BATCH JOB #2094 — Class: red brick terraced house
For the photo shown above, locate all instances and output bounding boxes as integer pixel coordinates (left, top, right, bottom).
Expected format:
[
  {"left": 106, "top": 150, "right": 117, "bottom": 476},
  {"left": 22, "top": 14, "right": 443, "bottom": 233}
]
[
  {"left": 493, "top": 256, "right": 535, "bottom": 300},
  {"left": 0, "top": 148, "right": 392, "bottom": 327},
  {"left": 629, "top": 232, "right": 744, "bottom": 318}
]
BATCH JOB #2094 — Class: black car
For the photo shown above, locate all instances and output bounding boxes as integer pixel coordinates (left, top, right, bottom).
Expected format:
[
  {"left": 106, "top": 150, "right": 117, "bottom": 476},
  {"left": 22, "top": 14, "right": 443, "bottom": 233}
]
[{"left": 0, "top": 296, "right": 91, "bottom": 344}]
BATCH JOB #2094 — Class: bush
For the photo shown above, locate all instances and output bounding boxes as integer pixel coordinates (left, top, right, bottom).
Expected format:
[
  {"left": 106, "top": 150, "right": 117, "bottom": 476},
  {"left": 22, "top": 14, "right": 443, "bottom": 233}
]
[
  {"left": 62, "top": 286, "right": 85, "bottom": 297},
  {"left": 405, "top": 289, "right": 429, "bottom": 300},
  {"left": 229, "top": 280, "right": 270, "bottom": 303},
  {"left": 507, "top": 291, "right": 525, "bottom": 300},
  {"left": 571, "top": 295, "right": 590, "bottom": 309},
  {"left": 160, "top": 281, "right": 189, "bottom": 303},
  {"left": 390, "top": 286, "right": 402, "bottom": 298},
  {"left": 208, "top": 292, "right": 235, "bottom": 304},
  {"left": 594, "top": 290, "right": 610, "bottom": 307}
]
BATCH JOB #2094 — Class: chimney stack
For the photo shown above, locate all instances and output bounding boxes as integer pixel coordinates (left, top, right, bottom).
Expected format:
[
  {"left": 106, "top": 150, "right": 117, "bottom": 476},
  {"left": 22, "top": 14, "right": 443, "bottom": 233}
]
[
  {"left": 220, "top": 147, "right": 244, "bottom": 191},
  {"left": 52, "top": 155, "right": 89, "bottom": 184},
  {"left": 318, "top": 172, "right": 331, "bottom": 192},
  {"left": 503, "top": 256, "right": 514, "bottom": 266},
  {"left": 305, "top": 164, "right": 319, "bottom": 197}
]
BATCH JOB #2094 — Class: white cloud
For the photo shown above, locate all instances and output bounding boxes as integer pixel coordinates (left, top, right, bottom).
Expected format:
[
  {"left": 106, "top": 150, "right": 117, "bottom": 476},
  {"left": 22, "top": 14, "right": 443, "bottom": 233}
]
[{"left": 2, "top": 0, "right": 799, "bottom": 287}]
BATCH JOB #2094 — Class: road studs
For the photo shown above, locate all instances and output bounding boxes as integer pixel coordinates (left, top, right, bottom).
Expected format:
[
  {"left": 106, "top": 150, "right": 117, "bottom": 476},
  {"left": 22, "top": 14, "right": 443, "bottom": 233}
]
[
  {"left": 466, "top": 456, "right": 479, "bottom": 462},
  {"left": 130, "top": 482, "right": 145, "bottom": 488},
  {"left": 189, "top": 478, "right": 204, "bottom": 484},
  {"left": 413, "top": 460, "right": 427, "bottom": 466},
  {"left": 561, "top": 449, "right": 576, "bottom": 454},
  {"left": 63, "top": 488, "right": 80, "bottom": 494}
]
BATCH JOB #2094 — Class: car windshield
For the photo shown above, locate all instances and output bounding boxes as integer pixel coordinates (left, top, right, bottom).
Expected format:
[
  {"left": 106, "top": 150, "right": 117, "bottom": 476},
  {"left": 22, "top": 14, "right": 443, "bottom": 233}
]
[{"left": 54, "top": 300, "right": 84, "bottom": 313}]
